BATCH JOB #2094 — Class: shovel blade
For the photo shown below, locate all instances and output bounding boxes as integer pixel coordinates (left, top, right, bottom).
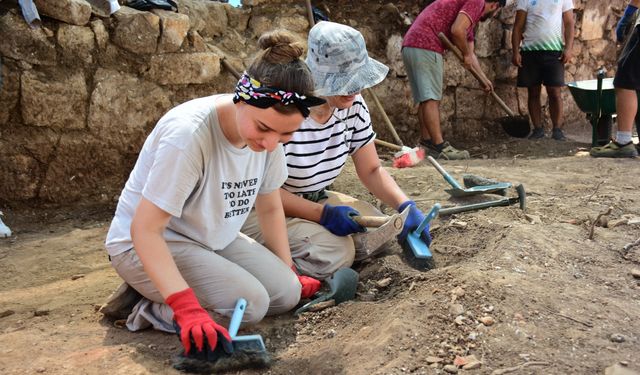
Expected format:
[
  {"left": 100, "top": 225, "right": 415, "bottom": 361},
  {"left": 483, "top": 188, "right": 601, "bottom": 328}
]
[
  {"left": 326, "top": 267, "right": 359, "bottom": 304},
  {"left": 497, "top": 115, "right": 530, "bottom": 138},
  {"left": 445, "top": 182, "right": 512, "bottom": 197},
  {"left": 294, "top": 268, "right": 359, "bottom": 315}
]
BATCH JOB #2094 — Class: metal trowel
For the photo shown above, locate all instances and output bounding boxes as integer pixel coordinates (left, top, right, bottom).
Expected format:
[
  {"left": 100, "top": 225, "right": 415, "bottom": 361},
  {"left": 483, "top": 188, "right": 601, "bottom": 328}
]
[
  {"left": 427, "top": 156, "right": 511, "bottom": 197},
  {"left": 294, "top": 267, "right": 359, "bottom": 315}
]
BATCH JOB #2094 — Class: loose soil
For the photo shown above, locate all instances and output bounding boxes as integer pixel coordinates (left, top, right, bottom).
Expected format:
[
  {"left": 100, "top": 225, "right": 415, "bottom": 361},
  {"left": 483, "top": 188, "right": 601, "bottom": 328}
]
[{"left": 1, "top": 134, "right": 640, "bottom": 375}]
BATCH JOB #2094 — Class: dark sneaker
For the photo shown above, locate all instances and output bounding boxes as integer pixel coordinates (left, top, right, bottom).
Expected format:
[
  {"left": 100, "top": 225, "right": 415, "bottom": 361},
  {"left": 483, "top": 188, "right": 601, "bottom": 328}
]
[
  {"left": 428, "top": 141, "right": 470, "bottom": 160},
  {"left": 589, "top": 141, "right": 638, "bottom": 158},
  {"left": 551, "top": 128, "right": 567, "bottom": 141},
  {"left": 99, "top": 282, "right": 142, "bottom": 320},
  {"left": 528, "top": 127, "right": 545, "bottom": 139}
]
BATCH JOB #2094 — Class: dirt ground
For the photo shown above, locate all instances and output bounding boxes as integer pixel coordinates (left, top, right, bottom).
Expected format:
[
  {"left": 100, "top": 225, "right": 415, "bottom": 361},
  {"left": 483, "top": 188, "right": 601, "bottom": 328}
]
[{"left": 1, "top": 131, "right": 640, "bottom": 375}]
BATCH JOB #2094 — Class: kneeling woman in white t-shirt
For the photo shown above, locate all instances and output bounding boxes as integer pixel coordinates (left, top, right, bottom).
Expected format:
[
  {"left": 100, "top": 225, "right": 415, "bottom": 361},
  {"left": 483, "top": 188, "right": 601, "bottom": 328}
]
[{"left": 104, "top": 30, "right": 324, "bottom": 358}]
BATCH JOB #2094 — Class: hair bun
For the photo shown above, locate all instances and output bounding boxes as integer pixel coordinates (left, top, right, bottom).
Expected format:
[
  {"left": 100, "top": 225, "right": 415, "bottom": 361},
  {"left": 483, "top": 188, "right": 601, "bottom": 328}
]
[{"left": 258, "top": 30, "right": 305, "bottom": 64}]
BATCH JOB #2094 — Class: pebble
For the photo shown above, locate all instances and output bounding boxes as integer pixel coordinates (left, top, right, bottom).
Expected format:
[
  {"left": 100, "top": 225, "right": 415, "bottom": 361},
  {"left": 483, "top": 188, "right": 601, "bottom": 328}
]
[
  {"left": 468, "top": 332, "right": 478, "bottom": 341},
  {"left": 443, "top": 364, "right": 458, "bottom": 374},
  {"left": 360, "top": 293, "right": 377, "bottom": 302},
  {"left": 376, "top": 278, "right": 392, "bottom": 288},
  {"left": 482, "top": 305, "right": 494, "bottom": 313},
  {"left": 631, "top": 269, "right": 640, "bottom": 279},
  {"left": 451, "top": 286, "right": 465, "bottom": 298},
  {"left": 35, "top": 367, "right": 46, "bottom": 373},
  {"left": 450, "top": 220, "right": 467, "bottom": 228},
  {"left": 604, "top": 363, "right": 638, "bottom": 375},
  {"left": 34, "top": 309, "right": 50, "bottom": 317},
  {"left": 425, "top": 356, "right": 443, "bottom": 364},
  {"left": 454, "top": 316, "right": 466, "bottom": 325},
  {"left": 513, "top": 313, "right": 525, "bottom": 321},
  {"left": 463, "top": 361, "right": 482, "bottom": 370},
  {"left": 454, "top": 355, "right": 478, "bottom": 367},
  {"left": 608, "top": 219, "right": 628, "bottom": 228},
  {"left": 479, "top": 316, "right": 495, "bottom": 326},
  {"left": 71, "top": 274, "right": 85, "bottom": 280},
  {"left": 609, "top": 333, "right": 626, "bottom": 343},
  {"left": 449, "top": 303, "right": 465, "bottom": 316},
  {"left": 525, "top": 214, "right": 542, "bottom": 224}
]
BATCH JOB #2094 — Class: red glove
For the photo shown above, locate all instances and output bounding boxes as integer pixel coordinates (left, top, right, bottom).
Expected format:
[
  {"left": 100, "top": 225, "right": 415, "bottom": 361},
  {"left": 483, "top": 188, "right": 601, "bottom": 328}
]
[
  {"left": 166, "top": 288, "right": 232, "bottom": 356},
  {"left": 291, "top": 265, "right": 321, "bottom": 299}
]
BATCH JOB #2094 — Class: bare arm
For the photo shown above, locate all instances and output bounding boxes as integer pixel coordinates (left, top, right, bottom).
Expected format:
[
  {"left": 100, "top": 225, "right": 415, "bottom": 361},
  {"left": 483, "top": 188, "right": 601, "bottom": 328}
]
[
  {"left": 468, "top": 40, "right": 492, "bottom": 91},
  {"left": 131, "top": 198, "right": 187, "bottom": 299},
  {"left": 561, "top": 10, "right": 575, "bottom": 63},
  {"left": 450, "top": 12, "right": 474, "bottom": 68},
  {"left": 511, "top": 10, "right": 527, "bottom": 67},
  {"left": 280, "top": 188, "right": 324, "bottom": 223},
  {"left": 255, "top": 189, "right": 293, "bottom": 266},
  {"left": 351, "top": 142, "right": 409, "bottom": 210}
]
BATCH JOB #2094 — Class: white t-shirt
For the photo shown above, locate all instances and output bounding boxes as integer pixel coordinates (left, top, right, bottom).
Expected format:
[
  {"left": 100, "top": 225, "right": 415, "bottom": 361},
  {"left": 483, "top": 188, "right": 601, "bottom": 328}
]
[
  {"left": 282, "top": 95, "right": 375, "bottom": 194},
  {"left": 516, "top": 0, "right": 574, "bottom": 51},
  {"left": 105, "top": 94, "right": 287, "bottom": 256}
]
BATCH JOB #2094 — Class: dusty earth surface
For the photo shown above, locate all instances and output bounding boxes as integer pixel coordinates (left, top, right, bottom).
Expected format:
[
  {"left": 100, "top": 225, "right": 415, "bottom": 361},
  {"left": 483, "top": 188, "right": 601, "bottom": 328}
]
[{"left": 1, "top": 129, "right": 640, "bottom": 375}]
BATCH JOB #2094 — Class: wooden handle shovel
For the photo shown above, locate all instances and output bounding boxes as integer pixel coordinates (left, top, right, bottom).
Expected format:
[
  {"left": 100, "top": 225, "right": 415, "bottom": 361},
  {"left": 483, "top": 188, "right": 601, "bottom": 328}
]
[{"left": 437, "top": 33, "right": 530, "bottom": 138}]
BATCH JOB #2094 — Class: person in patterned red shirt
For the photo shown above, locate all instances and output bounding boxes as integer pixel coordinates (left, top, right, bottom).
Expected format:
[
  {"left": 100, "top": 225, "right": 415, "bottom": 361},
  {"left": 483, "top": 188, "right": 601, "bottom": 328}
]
[{"left": 402, "top": 0, "right": 505, "bottom": 160}]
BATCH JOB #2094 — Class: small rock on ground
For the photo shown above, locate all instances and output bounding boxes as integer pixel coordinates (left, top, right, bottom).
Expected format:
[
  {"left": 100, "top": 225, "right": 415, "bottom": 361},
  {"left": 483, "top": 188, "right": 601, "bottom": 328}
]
[{"left": 443, "top": 364, "right": 458, "bottom": 374}]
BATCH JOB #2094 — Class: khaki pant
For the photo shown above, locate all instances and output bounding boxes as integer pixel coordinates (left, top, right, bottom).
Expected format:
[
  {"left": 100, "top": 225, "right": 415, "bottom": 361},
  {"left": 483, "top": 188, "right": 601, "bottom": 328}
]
[
  {"left": 110, "top": 232, "right": 301, "bottom": 329},
  {"left": 241, "top": 191, "right": 382, "bottom": 280}
]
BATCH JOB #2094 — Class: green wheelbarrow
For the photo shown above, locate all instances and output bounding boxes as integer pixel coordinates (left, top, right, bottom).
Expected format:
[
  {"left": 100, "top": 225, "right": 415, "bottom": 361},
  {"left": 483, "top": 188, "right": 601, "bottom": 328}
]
[{"left": 567, "top": 68, "right": 640, "bottom": 147}]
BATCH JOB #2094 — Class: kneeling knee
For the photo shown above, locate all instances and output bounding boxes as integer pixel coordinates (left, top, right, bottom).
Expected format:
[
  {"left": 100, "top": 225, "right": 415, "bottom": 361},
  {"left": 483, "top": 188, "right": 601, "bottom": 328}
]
[
  {"left": 268, "top": 272, "right": 301, "bottom": 315},
  {"left": 240, "top": 287, "right": 270, "bottom": 324}
]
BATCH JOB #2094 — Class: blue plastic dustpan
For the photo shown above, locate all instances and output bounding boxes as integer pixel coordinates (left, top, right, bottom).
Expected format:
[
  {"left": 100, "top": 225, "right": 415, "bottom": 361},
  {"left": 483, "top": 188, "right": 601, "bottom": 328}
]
[
  {"left": 406, "top": 203, "right": 440, "bottom": 259},
  {"left": 228, "top": 298, "right": 267, "bottom": 353}
]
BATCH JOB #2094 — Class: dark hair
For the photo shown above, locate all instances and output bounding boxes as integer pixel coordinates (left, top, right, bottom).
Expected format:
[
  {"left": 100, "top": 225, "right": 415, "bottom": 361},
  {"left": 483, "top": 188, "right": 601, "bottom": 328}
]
[
  {"left": 246, "top": 30, "right": 316, "bottom": 115},
  {"left": 486, "top": 0, "right": 506, "bottom": 6}
]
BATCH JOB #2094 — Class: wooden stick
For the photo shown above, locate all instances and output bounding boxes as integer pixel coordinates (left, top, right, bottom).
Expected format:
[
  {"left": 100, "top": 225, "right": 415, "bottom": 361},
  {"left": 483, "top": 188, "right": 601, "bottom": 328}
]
[
  {"left": 586, "top": 180, "right": 605, "bottom": 202},
  {"left": 221, "top": 58, "right": 241, "bottom": 80},
  {"left": 623, "top": 237, "right": 640, "bottom": 252},
  {"left": 366, "top": 88, "right": 404, "bottom": 146},
  {"left": 491, "top": 361, "right": 550, "bottom": 375},
  {"left": 307, "top": 299, "right": 335, "bottom": 312},
  {"left": 588, "top": 206, "right": 612, "bottom": 240},
  {"left": 553, "top": 312, "right": 594, "bottom": 328},
  {"left": 437, "top": 32, "right": 516, "bottom": 117},
  {"left": 353, "top": 215, "right": 390, "bottom": 228},
  {"left": 374, "top": 138, "right": 403, "bottom": 151},
  {"left": 305, "top": 0, "right": 315, "bottom": 28}
]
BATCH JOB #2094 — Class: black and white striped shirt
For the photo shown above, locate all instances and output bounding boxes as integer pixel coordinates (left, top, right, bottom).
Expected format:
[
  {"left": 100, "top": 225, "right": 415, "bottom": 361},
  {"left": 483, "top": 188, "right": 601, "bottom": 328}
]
[{"left": 282, "top": 95, "right": 376, "bottom": 194}]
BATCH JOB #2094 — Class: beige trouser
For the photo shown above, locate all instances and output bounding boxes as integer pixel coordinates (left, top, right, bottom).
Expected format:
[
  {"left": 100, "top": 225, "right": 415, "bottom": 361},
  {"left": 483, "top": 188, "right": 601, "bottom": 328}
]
[
  {"left": 241, "top": 191, "right": 382, "bottom": 280},
  {"left": 110, "top": 232, "right": 301, "bottom": 327}
]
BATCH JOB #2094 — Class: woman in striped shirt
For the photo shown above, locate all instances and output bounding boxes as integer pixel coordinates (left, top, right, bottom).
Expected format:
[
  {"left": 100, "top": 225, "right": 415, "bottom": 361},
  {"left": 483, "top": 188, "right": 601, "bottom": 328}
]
[{"left": 242, "top": 22, "right": 433, "bottom": 281}]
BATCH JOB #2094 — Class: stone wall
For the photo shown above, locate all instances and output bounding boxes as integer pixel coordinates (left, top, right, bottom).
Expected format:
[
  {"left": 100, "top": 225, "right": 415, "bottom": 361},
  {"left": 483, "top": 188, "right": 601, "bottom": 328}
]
[{"left": 0, "top": 0, "right": 625, "bottom": 204}]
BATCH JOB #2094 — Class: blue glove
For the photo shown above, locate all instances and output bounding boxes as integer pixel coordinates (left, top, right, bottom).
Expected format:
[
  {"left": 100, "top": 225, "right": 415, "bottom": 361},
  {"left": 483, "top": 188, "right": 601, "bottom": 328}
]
[
  {"left": 319, "top": 204, "right": 366, "bottom": 236},
  {"left": 616, "top": 4, "right": 638, "bottom": 42},
  {"left": 397, "top": 200, "right": 432, "bottom": 246}
]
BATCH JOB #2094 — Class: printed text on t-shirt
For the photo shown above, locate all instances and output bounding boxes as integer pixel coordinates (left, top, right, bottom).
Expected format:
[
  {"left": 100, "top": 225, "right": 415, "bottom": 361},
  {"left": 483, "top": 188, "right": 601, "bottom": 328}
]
[{"left": 221, "top": 178, "right": 258, "bottom": 218}]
